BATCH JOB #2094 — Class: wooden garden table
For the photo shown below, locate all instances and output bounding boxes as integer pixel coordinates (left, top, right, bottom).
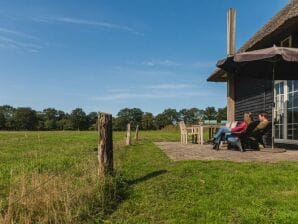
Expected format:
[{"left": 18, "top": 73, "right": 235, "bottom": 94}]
[{"left": 191, "top": 124, "right": 221, "bottom": 145}]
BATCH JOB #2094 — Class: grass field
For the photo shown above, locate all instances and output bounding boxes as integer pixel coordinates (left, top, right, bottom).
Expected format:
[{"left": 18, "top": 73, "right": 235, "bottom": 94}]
[{"left": 1, "top": 130, "right": 298, "bottom": 223}]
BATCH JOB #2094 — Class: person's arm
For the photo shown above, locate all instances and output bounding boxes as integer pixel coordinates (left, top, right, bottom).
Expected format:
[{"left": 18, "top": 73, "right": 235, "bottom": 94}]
[
  {"left": 252, "top": 121, "right": 268, "bottom": 132},
  {"left": 231, "top": 122, "right": 247, "bottom": 133}
]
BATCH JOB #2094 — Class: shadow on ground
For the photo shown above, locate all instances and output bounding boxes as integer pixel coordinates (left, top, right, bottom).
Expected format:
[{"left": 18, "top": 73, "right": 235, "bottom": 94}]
[
  {"left": 103, "top": 169, "right": 168, "bottom": 220},
  {"left": 127, "top": 170, "right": 167, "bottom": 186}
]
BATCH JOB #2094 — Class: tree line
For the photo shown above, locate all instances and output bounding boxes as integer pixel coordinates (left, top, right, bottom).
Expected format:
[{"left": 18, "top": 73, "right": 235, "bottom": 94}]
[{"left": 0, "top": 105, "right": 226, "bottom": 131}]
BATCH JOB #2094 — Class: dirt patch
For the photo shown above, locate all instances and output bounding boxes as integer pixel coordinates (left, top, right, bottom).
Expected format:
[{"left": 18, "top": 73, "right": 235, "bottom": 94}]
[{"left": 155, "top": 142, "right": 298, "bottom": 162}]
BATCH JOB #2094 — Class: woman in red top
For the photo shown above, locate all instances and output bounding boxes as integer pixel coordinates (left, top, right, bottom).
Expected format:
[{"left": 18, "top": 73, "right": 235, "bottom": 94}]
[
  {"left": 213, "top": 112, "right": 253, "bottom": 149},
  {"left": 230, "top": 118, "right": 248, "bottom": 136}
]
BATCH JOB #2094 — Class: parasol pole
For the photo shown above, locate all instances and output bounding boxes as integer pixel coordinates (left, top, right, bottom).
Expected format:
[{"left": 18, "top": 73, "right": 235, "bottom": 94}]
[{"left": 271, "top": 63, "right": 275, "bottom": 149}]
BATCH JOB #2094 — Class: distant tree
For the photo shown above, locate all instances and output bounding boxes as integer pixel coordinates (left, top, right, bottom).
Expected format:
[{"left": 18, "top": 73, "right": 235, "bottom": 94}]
[
  {"left": 0, "top": 105, "right": 16, "bottom": 130},
  {"left": 87, "top": 112, "right": 98, "bottom": 130},
  {"left": 154, "top": 113, "right": 168, "bottom": 129},
  {"left": 179, "top": 109, "right": 188, "bottom": 122},
  {"left": 36, "top": 112, "right": 46, "bottom": 130},
  {"left": 217, "top": 107, "right": 227, "bottom": 122},
  {"left": 42, "top": 108, "right": 59, "bottom": 130},
  {"left": 0, "top": 112, "right": 5, "bottom": 129},
  {"left": 142, "top": 112, "right": 155, "bottom": 130},
  {"left": 203, "top": 107, "right": 217, "bottom": 120},
  {"left": 70, "top": 108, "right": 88, "bottom": 130},
  {"left": 56, "top": 116, "right": 73, "bottom": 130},
  {"left": 14, "top": 107, "right": 38, "bottom": 130},
  {"left": 56, "top": 111, "right": 68, "bottom": 130},
  {"left": 43, "top": 108, "right": 58, "bottom": 120},
  {"left": 162, "top": 108, "right": 179, "bottom": 125},
  {"left": 154, "top": 109, "right": 179, "bottom": 129},
  {"left": 116, "top": 108, "right": 143, "bottom": 130},
  {"left": 113, "top": 117, "right": 126, "bottom": 131},
  {"left": 57, "top": 110, "right": 66, "bottom": 120},
  {"left": 179, "top": 108, "right": 204, "bottom": 124}
]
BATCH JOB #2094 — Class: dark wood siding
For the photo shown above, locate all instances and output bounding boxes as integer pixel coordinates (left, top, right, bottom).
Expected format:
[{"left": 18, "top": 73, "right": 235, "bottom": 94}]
[
  {"left": 235, "top": 76, "right": 272, "bottom": 122},
  {"left": 234, "top": 76, "right": 273, "bottom": 143}
]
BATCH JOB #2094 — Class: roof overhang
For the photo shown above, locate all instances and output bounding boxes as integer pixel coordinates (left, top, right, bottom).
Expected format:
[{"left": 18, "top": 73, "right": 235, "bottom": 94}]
[
  {"left": 207, "top": 69, "right": 227, "bottom": 82},
  {"left": 207, "top": 2, "right": 298, "bottom": 83}
]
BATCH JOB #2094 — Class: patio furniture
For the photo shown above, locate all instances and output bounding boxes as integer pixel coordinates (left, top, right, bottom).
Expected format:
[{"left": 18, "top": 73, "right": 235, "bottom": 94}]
[
  {"left": 196, "top": 124, "right": 221, "bottom": 145},
  {"left": 179, "top": 121, "right": 198, "bottom": 144},
  {"left": 240, "top": 122, "right": 272, "bottom": 150}
]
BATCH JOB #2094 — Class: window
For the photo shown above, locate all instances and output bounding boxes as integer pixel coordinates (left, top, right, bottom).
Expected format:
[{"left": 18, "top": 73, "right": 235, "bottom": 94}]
[
  {"left": 280, "top": 36, "right": 292, "bottom": 47},
  {"left": 274, "top": 81, "right": 286, "bottom": 139},
  {"left": 275, "top": 80, "right": 298, "bottom": 141}
]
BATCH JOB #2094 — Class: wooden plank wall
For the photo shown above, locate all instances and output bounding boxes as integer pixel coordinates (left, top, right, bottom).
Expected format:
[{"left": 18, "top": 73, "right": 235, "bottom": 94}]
[{"left": 234, "top": 76, "right": 273, "bottom": 142}]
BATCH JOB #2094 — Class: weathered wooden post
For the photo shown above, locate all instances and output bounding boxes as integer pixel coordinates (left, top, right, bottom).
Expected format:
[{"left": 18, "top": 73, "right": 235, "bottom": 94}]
[
  {"left": 98, "top": 113, "right": 113, "bottom": 176},
  {"left": 126, "top": 123, "right": 131, "bottom": 145},
  {"left": 135, "top": 125, "right": 139, "bottom": 142}
]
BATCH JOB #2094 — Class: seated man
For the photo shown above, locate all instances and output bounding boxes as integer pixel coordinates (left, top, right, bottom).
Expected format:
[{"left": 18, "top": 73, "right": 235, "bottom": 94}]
[
  {"left": 244, "top": 111, "right": 270, "bottom": 149},
  {"left": 252, "top": 111, "right": 269, "bottom": 134},
  {"left": 227, "top": 111, "right": 270, "bottom": 152}
]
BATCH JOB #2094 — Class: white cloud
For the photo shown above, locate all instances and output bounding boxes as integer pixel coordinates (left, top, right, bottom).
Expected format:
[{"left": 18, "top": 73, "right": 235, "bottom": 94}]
[
  {"left": 137, "top": 59, "right": 215, "bottom": 69},
  {"left": 0, "top": 27, "right": 38, "bottom": 40},
  {"left": 146, "top": 84, "right": 194, "bottom": 90},
  {"left": 142, "top": 59, "right": 181, "bottom": 67},
  {"left": 91, "top": 88, "right": 215, "bottom": 101},
  {"left": 33, "top": 16, "right": 143, "bottom": 36},
  {"left": 0, "top": 35, "right": 42, "bottom": 52}
]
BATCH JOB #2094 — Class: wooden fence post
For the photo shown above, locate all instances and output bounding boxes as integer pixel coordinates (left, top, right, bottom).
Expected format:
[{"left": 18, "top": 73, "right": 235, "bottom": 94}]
[
  {"left": 126, "top": 123, "right": 131, "bottom": 145},
  {"left": 135, "top": 125, "right": 139, "bottom": 142},
  {"left": 98, "top": 113, "right": 113, "bottom": 176}
]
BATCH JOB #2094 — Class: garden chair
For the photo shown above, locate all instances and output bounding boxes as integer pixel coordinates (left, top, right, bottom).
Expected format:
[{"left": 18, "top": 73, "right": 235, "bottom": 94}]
[
  {"left": 240, "top": 122, "right": 272, "bottom": 150},
  {"left": 179, "top": 121, "right": 197, "bottom": 144}
]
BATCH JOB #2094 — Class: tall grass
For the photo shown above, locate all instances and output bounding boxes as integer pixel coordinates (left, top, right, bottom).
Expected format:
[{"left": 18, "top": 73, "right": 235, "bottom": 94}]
[{"left": 0, "top": 131, "right": 128, "bottom": 224}]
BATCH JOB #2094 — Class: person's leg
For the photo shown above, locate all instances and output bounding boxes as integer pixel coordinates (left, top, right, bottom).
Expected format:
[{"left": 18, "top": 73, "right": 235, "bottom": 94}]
[
  {"left": 214, "top": 126, "right": 230, "bottom": 143},
  {"left": 227, "top": 136, "right": 244, "bottom": 152}
]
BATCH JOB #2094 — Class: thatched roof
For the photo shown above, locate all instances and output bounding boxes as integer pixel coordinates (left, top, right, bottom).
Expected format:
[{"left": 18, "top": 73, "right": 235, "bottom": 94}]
[{"left": 207, "top": 1, "right": 298, "bottom": 82}]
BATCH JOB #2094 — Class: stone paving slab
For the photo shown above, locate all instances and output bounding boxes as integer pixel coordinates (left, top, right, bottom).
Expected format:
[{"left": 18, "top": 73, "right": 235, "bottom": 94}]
[{"left": 155, "top": 142, "right": 298, "bottom": 162}]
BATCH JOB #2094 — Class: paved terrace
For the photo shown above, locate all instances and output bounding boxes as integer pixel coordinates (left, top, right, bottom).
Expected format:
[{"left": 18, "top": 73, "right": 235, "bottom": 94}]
[{"left": 155, "top": 142, "right": 298, "bottom": 162}]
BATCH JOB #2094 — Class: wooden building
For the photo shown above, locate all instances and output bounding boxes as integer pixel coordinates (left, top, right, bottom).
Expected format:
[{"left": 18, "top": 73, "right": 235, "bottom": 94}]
[{"left": 208, "top": 1, "right": 298, "bottom": 145}]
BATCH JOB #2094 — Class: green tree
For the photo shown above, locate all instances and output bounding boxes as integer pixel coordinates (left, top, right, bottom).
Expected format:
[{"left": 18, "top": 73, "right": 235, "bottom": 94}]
[
  {"left": 14, "top": 107, "right": 38, "bottom": 130},
  {"left": 154, "top": 113, "right": 168, "bottom": 129},
  {"left": 0, "top": 112, "right": 5, "bottom": 129},
  {"left": 57, "top": 110, "right": 66, "bottom": 120},
  {"left": 179, "top": 108, "right": 204, "bottom": 124},
  {"left": 36, "top": 111, "right": 45, "bottom": 130},
  {"left": 142, "top": 112, "right": 155, "bottom": 130},
  {"left": 154, "top": 109, "right": 179, "bottom": 129},
  {"left": 217, "top": 107, "right": 227, "bottom": 122},
  {"left": 43, "top": 108, "right": 59, "bottom": 130},
  {"left": 0, "top": 105, "right": 16, "bottom": 130},
  {"left": 70, "top": 108, "right": 88, "bottom": 130},
  {"left": 87, "top": 112, "right": 98, "bottom": 130},
  {"left": 116, "top": 108, "right": 143, "bottom": 130},
  {"left": 162, "top": 108, "right": 179, "bottom": 125},
  {"left": 203, "top": 107, "right": 217, "bottom": 120}
]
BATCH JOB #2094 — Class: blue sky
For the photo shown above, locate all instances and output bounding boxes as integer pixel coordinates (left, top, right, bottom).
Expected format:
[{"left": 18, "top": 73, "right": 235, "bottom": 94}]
[{"left": 0, "top": 0, "right": 289, "bottom": 115}]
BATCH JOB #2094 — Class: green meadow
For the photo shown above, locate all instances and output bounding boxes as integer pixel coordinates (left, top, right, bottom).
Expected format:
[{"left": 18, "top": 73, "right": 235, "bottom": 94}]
[{"left": 0, "top": 130, "right": 298, "bottom": 223}]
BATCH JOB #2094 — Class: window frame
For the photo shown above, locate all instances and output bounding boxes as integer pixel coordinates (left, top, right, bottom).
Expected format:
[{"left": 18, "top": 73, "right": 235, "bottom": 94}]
[{"left": 280, "top": 35, "right": 292, "bottom": 47}]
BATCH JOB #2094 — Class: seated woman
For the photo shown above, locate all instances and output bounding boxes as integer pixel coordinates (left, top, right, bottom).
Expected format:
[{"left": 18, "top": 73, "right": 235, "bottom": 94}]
[
  {"left": 213, "top": 112, "right": 253, "bottom": 149},
  {"left": 228, "top": 111, "right": 270, "bottom": 151}
]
